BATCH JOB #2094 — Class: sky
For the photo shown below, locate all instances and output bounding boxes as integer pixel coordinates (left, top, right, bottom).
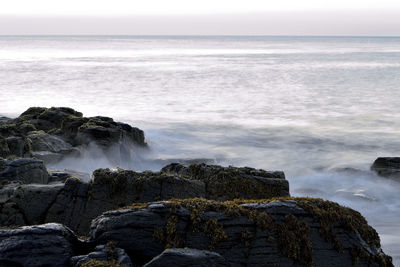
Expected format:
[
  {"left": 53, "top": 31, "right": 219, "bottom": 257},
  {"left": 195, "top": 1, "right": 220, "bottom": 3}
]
[{"left": 0, "top": 0, "right": 399, "bottom": 35}]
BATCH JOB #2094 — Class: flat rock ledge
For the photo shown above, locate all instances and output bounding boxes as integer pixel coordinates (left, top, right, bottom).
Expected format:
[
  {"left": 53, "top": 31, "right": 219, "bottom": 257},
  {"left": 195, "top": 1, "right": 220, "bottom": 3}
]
[
  {"left": 0, "top": 162, "right": 289, "bottom": 235},
  {"left": 0, "top": 198, "right": 393, "bottom": 267}
]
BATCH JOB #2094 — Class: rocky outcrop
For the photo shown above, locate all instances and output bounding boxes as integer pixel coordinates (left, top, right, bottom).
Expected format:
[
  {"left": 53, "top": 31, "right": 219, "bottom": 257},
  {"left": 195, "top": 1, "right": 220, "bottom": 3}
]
[
  {"left": 161, "top": 163, "right": 289, "bottom": 200},
  {"left": 90, "top": 198, "right": 393, "bottom": 267},
  {"left": 0, "top": 107, "right": 146, "bottom": 163},
  {"left": 0, "top": 163, "right": 289, "bottom": 235},
  {"left": 0, "top": 158, "right": 49, "bottom": 184},
  {"left": 0, "top": 223, "right": 79, "bottom": 267},
  {"left": 371, "top": 157, "right": 400, "bottom": 180},
  {"left": 143, "top": 248, "right": 227, "bottom": 267},
  {"left": 0, "top": 198, "right": 393, "bottom": 267}
]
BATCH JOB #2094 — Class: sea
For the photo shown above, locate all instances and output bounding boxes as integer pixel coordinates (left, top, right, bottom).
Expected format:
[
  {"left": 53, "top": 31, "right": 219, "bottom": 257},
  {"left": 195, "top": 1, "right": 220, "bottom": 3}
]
[{"left": 0, "top": 35, "right": 399, "bottom": 265}]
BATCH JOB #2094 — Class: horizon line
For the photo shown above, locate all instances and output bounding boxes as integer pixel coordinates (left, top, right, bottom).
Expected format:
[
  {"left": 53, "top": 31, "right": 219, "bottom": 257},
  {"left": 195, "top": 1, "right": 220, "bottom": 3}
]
[{"left": 1, "top": 34, "right": 400, "bottom": 38}]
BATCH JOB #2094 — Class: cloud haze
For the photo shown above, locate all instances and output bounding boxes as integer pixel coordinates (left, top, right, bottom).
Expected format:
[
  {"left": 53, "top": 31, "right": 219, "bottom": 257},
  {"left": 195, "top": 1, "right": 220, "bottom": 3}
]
[{"left": 0, "top": 10, "right": 399, "bottom": 36}]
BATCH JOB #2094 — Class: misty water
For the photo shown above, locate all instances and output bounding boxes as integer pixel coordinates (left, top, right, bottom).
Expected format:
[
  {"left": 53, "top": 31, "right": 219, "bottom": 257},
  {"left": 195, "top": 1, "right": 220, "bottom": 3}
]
[{"left": 0, "top": 36, "right": 400, "bottom": 265}]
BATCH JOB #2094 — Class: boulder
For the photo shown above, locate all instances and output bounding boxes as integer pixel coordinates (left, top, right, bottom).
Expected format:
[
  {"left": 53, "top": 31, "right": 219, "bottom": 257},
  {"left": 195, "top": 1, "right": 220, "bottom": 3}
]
[
  {"left": 144, "top": 248, "right": 227, "bottom": 267},
  {"left": 90, "top": 198, "right": 393, "bottom": 267},
  {"left": 161, "top": 163, "right": 289, "bottom": 200},
  {"left": 0, "top": 158, "right": 49, "bottom": 184},
  {"left": 371, "top": 157, "right": 400, "bottom": 180},
  {"left": 71, "top": 243, "right": 133, "bottom": 267},
  {"left": 0, "top": 223, "right": 78, "bottom": 267}
]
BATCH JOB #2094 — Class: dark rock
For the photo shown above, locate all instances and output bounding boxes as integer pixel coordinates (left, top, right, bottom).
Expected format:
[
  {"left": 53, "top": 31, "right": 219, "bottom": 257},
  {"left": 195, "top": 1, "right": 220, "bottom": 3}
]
[
  {"left": 144, "top": 248, "right": 227, "bottom": 267},
  {"left": 0, "top": 107, "right": 147, "bottom": 161},
  {"left": 48, "top": 169, "right": 90, "bottom": 183},
  {"left": 0, "top": 158, "right": 49, "bottom": 184},
  {"left": 71, "top": 243, "right": 133, "bottom": 267},
  {"left": 0, "top": 163, "right": 290, "bottom": 235},
  {"left": 161, "top": 163, "right": 289, "bottom": 200},
  {"left": 0, "top": 223, "right": 78, "bottom": 267},
  {"left": 5, "top": 136, "right": 29, "bottom": 157},
  {"left": 90, "top": 198, "right": 393, "bottom": 267},
  {"left": 0, "top": 181, "right": 63, "bottom": 226},
  {"left": 371, "top": 157, "right": 400, "bottom": 180}
]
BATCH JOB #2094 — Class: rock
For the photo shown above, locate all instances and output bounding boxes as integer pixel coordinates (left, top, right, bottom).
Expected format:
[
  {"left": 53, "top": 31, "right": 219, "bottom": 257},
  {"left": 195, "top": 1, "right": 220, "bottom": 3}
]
[
  {"left": 0, "top": 223, "right": 78, "bottom": 267},
  {"left": 371, "top": 157, "right": 400, "bottom": 180},
  {"left": 75, "top": 116, "right": 145, "bottom": 148},
  {"left": 0, "top": 158, "right": 49, "bottom": 184},
  {"left": 0, "top": 163, "right": 291, "bottom": 235},
  {"left": 6, "top": 136, "right": 29, "bottom": 157},
  {"left": 0, "top": 107, "right": 147, "bottom": 161},
  {"left": 48, "top": 169, "right": 90, "bottom": 183},
  {"left": 161, "top": 163, "right": 289, "bottom": 200},
  {"left": 0, "top": 182, "right": 63, "bottom": 226},
  {"left": 90, "top": 198, "right": 393, "bottom": 267},
  {"left": 45, "top": 168, "right": 205, "bottom": 234},
  {"left": 28, "top": 132, "right": 79, "bottom": 163},
  {"left": 71, "top": 243, "right": 133, "bottom": 267},
  {"left": 144, "top": 248, "right": 227, "bottom": 267}
]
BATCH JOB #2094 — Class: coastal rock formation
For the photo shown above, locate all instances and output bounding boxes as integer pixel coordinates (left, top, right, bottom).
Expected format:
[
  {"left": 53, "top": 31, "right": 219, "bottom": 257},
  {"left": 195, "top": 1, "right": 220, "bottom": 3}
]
[
  {"left": 0, "top": 158, "right": 49, "bottom": 184},
  {"left": 0, "top": 107, "right": 146, "bottom": 163},
  {"left": 371, "top": 157, "right": 400, "bottom": 180},
  {"left": 162, "top": 163, "right": 289, "bottom": 200},
  {"left": 143, "top": 248, "right": 227, "bottom": 267},
  {"left": 0, "top": 163, "right": 289, "bottom": 235},
  {"left": 0, "top": 198, "right": 392, "bottom": 267},
  {"left": 90, "top": 198, "right": 393, "bottom": 267},
  {"left": 0, "top": 223, "right": 78, "bottom": 267}
]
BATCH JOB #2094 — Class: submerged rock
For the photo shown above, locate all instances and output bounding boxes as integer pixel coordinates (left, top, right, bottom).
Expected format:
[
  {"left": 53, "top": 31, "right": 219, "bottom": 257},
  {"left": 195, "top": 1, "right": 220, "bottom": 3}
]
[
  {"left": 161, "top": 163, "right": 289, "bottom": 200},
  {"left": 371, "top": 157, "right": 400, "bottom": 180},
  {"left": 90, "top": 198, "right": 393, "bottom": 267},
  {"left": 0, "top": 223, "right": 78, "bottom": 267},
  {"left": 143, "top": 248, "right": 227, "bottom": 267}
]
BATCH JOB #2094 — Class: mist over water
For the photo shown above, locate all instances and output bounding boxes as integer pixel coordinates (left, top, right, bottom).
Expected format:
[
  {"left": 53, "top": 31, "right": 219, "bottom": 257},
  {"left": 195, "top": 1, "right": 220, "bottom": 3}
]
[{"left": 0, "top": 36, "right": 400, "bottom": 265}]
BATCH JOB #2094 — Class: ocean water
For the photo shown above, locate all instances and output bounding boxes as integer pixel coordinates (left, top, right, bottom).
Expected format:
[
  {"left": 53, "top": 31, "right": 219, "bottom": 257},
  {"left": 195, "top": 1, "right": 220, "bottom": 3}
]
[{"left": 0, "top": 36, "right": 400, "bottom": 265}]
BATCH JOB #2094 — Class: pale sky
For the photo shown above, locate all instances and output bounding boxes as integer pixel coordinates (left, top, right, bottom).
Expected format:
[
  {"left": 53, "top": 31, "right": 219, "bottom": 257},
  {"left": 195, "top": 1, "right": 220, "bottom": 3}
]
[{"left": 0, "top": 0, "right": 400, "bottom": 35}]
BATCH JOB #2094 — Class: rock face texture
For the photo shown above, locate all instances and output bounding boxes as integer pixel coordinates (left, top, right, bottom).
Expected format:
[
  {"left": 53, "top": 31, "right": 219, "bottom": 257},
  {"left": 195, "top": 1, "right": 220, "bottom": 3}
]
[
  {"left": 0, "top": 158, "right": 49, "bottom": 184},
  {"left": 0, "top": 107, "right": 146, "bottom": 163},
  {"left": 90, "top": 198, "right": 393, "bottom": 267},
  {"left": 0, "top": 163, "right": 289, "bottom": 235},
  {"left": 371, "top": 157, "right": 400, "bottom": 180},
  {"left": 143, "top": 248, "right": 227, "bottom": 267},
  {"left": 71, "top": 244, "right": 133, "bottom": 267},
  {"left": 162, "top": 163, "right": 289, "bottom": 200},
  {"left": 0, "top": 223, "right": 78, "bottom": 267}
]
